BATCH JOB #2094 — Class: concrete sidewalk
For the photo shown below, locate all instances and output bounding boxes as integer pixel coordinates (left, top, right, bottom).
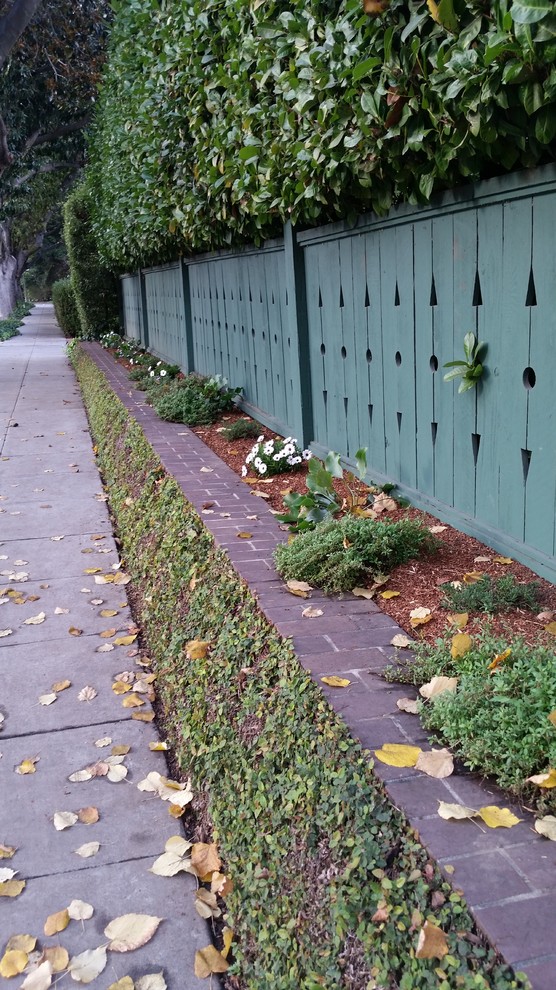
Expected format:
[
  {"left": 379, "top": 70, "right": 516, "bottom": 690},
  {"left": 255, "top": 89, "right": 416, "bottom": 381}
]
[{"left": 0, "top": 306, "right": 207, "bottom": 988}]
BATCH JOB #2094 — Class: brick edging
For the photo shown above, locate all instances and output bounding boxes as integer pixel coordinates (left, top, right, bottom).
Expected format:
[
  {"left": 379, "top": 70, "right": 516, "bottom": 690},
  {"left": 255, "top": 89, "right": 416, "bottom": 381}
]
[{"left": 82, "top": 343, "right": 556, "bottom": 990}]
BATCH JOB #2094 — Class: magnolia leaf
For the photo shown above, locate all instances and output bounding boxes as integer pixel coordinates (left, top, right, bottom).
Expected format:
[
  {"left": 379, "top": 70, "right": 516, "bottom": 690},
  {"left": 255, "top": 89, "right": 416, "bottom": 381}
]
[
  {"left": 415, "top": 748, "right": 454, "bottom": 778},
  {"left": 77, "top": 686, "right": 97, "bottom": 702},
  {"left": 44, "top": 907, "right": 70, "bottom": 936},
  {"left": 68, "top": 899, "right": 94, "bottom": 921},
  {"left": 185, "top": 640, "right": 210, "bottom": 660},
  {"left": 104, "top": 914, "right": 163, "bottom": 952},
  {"left": 194, "top": 945, "right": 229, "bottom": 978},
  {"left": 415, "top": 920, "right": 449, "bottom": 959},
  {"left": 374, "top": 743, "right": 421, "bottom": 767},
  {"left": 302, "top": 606, "right": 323, "bottom": 618},
  {"left": 285, "top": 579, "right": 312, "bottom": 598},
  {"left": 527, "top": 768, "right": 556, "bottom": 788},
  {"left": 534, "top": 815, "right": 556, "bottom": 841},
  {"left": 0, "top": 879, "right": 25, "bottom": 897},
  {"left": 478, "top": 806, "right": 522, "bottom": 828},
  {"left": 380, "top": 590, "right": 400, "bottom": 599},
  {"left": 437, "top": 801, "right": 478, "bottom": 821},
  {"left": 463, "top": 571, "right": 483, "bottom": 584},
  {"left": 135, "top": 974, "right": 167, "bottom": 990},
  {"left": 191, "top": 842, "right": 221, "bottom": 879},
  {"left": 53, "top": 811, "right": 78, "bottom": 831},
  {"left": 21, "top": 960, "right": 53, "bottom": 989},
  {"left": 23, "top": 612, "right": 46, "bottom": 625},
  {"left": 396, "top": 697, "right": 419, "bottom": 714},
  {"left": 0, "top": 843, "right": 16, "bottom": 858},
  {"left": 489, "top": 648, "right": 512, "bottom": 671},
  {"left": 16, "top": 756, "right": 39, "bottom": 774},
  {"left": 352, "top": 587, "right": 374, "bottom": 599},
  {"left": 419, "top": 676, "right": 458, "bottom": 700},
  {"left": 69, "top": 627, "right": 83, "bottom": 637},
  {"left": 75, "top": 841, "right": 100, "bottom": 857},
  {"left": 68, "top": 946, "right": 107, "bottom": 983},
  {"left": 447, "top": 612, "right": 468, "bottom": 629},
  {"left": 320, "top": 675, "right": 351, "bottom": 688},
  {"left": 391, "top": 633, "right": 413, "bottom": 648},
  {"left": 195, "top": 889, "right": 221, "bottom": 919},
  {"left": 52, "top": 679, "right": 71, "bottom": 692},
  {"left": 0, "top": 949, "right": 28, "bottom": 977}
]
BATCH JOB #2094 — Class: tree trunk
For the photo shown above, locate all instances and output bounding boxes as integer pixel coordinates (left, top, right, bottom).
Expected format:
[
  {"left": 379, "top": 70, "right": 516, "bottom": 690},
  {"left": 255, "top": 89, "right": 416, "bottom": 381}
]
[{"left": 0, "top": 223, "right": 19, "bottom": 318}]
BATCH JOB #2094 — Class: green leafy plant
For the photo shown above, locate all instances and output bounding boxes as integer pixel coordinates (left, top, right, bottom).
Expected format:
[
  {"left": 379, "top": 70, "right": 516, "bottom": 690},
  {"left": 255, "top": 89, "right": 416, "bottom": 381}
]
[
  {"left": 275, "top": 515, "right": 438, "bottom": 594},
  {"left": 52, "top": 279, "right": 80, "bottom": 338},
  {"left": 0, "top": 300, "right": 32, "bottom": 342},
  {"left": 151, "top": 374, "right": 240, "bottom": 426},
  {"left": 242, "top": 435, "right": 310, "bottom": 478},
  {"left": 222, "top": 419, "right": 263, "bottom": 441},
  {"left": 443, "top": 333, "right": 487, "bottom": 393},
  {"left": 277, "top": 448, "right": 368, "bottom": 532},
  {"left": 441, "top": 574, "right": 542, "bottom": 614}
]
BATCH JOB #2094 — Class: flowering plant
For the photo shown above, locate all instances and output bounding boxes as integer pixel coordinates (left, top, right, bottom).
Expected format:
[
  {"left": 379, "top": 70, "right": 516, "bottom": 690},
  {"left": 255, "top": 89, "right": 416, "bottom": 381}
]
[
  {"left": 146, "top": 359, "right": 181, "bottom": 383},
  {"left": 242, "top": 436, "right": 311, "bottom": 478}
]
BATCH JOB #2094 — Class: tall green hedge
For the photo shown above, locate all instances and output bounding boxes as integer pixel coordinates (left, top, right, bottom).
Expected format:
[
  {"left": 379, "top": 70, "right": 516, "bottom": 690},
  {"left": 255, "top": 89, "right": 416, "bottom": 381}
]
[
  {"left": 52, "top": 278, "right": 80, "bottom": 337},
  {"left": 63, "top": 181, "right": 120, "bottom": 338},
  {"left": 88, "top": 0, "right": 556, "bottom": 271}
]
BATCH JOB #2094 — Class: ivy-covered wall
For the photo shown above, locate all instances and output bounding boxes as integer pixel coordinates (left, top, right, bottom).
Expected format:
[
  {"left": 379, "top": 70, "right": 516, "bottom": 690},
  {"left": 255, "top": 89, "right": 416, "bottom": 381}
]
[{"left": 87, "top": 0, "right": 556, "bottom": 271}]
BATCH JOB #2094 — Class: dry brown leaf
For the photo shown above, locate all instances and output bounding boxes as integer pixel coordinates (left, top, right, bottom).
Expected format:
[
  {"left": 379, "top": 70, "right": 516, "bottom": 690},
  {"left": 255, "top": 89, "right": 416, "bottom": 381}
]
[
  {"left": 419, "top": 676, "right": 458, "bottom": 700},
  {"left": 78, "top": 806, "right": 99, "bottom": 824},
  {"left": 415, "top": 748, "right": 454, "bottom": 779},
  {"left": 23, "top": 612, "right": 46, "bottom": 625},
  {"left": 493, "top": 556, "right": 513, "bottom": 565},
  {"left": 84, "top": 567, "right": 102, "bottom": 575},
  {"left": 390, "top": 633, "right": 413, "bottom": 648},
  {"left": 302, "top": 606, "right": 323, "bottom": 618},
  {"left": 190, "top": 842, "right": 221, "bottom": 879},
  {"left": 185, "top": 640, "right": 210, "bottom": 660},
  {"left": 0, "top": 879, "right": 25, "bottom": 897},
  {"left": 20, "top": 960, "right": 53, "bottom": 990},
  {"left": 534, "top": 815, "right": 556, "bottom": 841},
  {"left": 374, "top": 743, "right": 421, "bottom": 767},
  {"left": 69, "top": 626, "right": 83, "bottom": 637},
  {"left": 373, "top": 492, "right": 397, "bottom": 513},
  {"left": 67, "top": 946, "right": 107, "bottom": 983},
  {"left": 51, "top": 679, "right": 71, "bottom": 692},
  {"left": 74, "top": 841, "right": 100, "bottom": 858},
  {"left": 409, "top": 607, "right": 432, "bottom": 628},
  {"left": 94, "top": 736, "right": 112, "bottom": 747},
  {"left": 211, "top": 872, "right": 233, "bottom": 897},
  {"left": 100, "top": 628, "right": 117, "bottom": 638},
  {"left": 285, "top": 579, "right": 312, "bottom": 598},
  {"left": 77, "top": 686, "right": 97, "bottom": 702},
  {"left": 195, "top": 889, "right": 221, "bottom": 919},
  {"left": 320, "top": 676, "right": 351, "bottom": 688},
  {"left": 396, "top": 697, "right": 419, "bottom": 714},
  {"left": 463, "top": 571, "right": 483, "bottom": 584},
  {"left": 113, "top": 571, "right": 131, "bottom": 585},
  {"left": 100, "top": 609, "right": 118, "bottom": 617},
  {"left": 415, "top": 921, "right": 449, "bottom": 959},
  {"left": 194, "top": 945, "right": 229, "bottom": 978},
  {"left": 132, "top": 711, "right": 155, "bottom": 722},
  {"left": 44, "top": 907, "right": 70, "bottom": 936},
  {"left": 104, "top": 913, "right": 163, "bottom": 952},
  {"left": 122, "top": 693, "right": 145, "bottom": 708}
]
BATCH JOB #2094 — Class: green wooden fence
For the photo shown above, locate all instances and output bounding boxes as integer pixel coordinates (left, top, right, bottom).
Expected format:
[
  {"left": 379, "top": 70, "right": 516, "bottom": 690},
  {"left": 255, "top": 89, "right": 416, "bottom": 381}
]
[{"left": 120, "top": 165, "right": 556, "bottom": 581}]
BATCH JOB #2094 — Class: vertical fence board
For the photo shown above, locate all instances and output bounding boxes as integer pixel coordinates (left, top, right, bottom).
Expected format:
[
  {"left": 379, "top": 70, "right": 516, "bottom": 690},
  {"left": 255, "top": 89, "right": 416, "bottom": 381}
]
[
  {"left": 363, "top": 228, "right": 387, "bottom": 475},
  {"left": 451, "top": 212, "right": 478, "bottom": 518}
]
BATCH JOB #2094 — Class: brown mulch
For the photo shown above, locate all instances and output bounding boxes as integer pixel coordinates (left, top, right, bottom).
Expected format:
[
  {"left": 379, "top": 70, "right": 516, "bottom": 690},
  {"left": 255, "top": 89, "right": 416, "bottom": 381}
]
[{"left": 191, "top": 410, "right": 556, "bottom": 649}]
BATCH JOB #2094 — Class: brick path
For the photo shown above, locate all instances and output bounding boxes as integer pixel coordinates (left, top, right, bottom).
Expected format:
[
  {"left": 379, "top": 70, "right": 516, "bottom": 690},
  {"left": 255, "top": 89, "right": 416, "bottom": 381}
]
[{"left": 86, "top": 339, "right": 556, "bottom": 990}]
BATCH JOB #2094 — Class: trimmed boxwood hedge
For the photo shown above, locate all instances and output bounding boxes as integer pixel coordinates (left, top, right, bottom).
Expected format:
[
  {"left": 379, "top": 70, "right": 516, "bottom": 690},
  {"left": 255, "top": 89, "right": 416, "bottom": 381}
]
[{"left": 71, "top": 344, "right": 529, "bottom": 990}]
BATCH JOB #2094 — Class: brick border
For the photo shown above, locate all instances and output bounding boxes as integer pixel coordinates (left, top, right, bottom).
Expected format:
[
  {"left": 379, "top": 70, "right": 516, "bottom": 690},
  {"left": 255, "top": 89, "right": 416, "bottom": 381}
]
[{"left": 84, "top": 343, "right": 556, "bottom": 990}]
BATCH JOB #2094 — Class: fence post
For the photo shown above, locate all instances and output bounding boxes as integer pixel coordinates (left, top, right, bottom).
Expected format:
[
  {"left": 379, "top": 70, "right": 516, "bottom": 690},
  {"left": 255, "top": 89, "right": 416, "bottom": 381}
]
[
  {"left": 283, "top": 221, "right": 314, "bottom": 448},
  {"left": 139, "top": 269, "right": 149, "bottom": 349},
  {"left": 180, "top": 258, "right": 196, "bottom": 374}
]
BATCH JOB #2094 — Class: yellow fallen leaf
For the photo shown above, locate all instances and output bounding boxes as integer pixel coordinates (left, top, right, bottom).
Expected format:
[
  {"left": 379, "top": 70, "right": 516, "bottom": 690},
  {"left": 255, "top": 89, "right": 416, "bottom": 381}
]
[
  {"left": 549, "top": 710, "right": 556, "bottom": 727},
  {"left": 478, "top": 806, "right": 522, "bottom": 829},
  {"left": 534, "top": 815, "right": 556, "bottom": 841},
  {"left": 69, "top": 626, "right": 82, "bottom": 636},
  {"left": 419, "top": 676, "right": 458, "bottom": 700},
  {"left": 84, "top": 568, "right": 102, "bottom": 574},
  {"left": 95, "top": 574, "right": 114, "bottom": 584},
  {"left": 51, "top": 679, "right": 71, "bottom": 692},
  {"left": 114, "top": 634, "right": 137, "bottom": 647},
  {"left": 104, "top": 913, "right": 163, "bottom": 952},
  {"left": 78, "top": 806, "right": 100, "bottom": 824},
  {"left": 221, "top": 927, "right": 234, "bottom": 959},
  {"left": 374, "top": 743, "right": 421, "bottom": 767},
  {"left": 186, "top": 639, "right": 210, "bottom": 660},
  {"left": 415, "top": 748, "right": 454, "bottom": 779},
  {"left": 415, "top": 920, "right": 449, "bottom": 959},
  {"left": 107, "top": 979, "right": 134, "bottom": 990},
  {"left": 351, "top": 587, "right": 375, "bottom": 599},
  {"left": 168, "top": 804, "right": 185, "bottom": 818},
  {"left": 544, "top": 622, "right": 556, "bottom": 636},
  {"left": 493, "top": 556, "right": 513, "bottom": 565},
  {"left": 409, "top": 606, "right": 432, "bottom": 627},
  {"left": 321, "top": 676, "right": 351, "bottom": 688},
  {"left": 0, "top": 950, "right": 28, "bottom": 978},
  {"left": 149, "top": 741, "right": 169, "bottom": 751},
  {"left": 112, "top": 744, "right": 131, "bottom": 756},
  {"left": 0, "top": 844, "right": 16, "bottom": 858},
  {"left": 100, "top": 609, "right": 118, "bottom": 617},
  {"left": 194, "top": 945, "right": 229, "bottom": 978},
  {"left": 285, "top": 579, "right": 312, "bottom": 598},
  {"left": 447, "top": 612, "right": 468, "bottom": 629},
  {"left": 489, "top": 648, "right": 512, "bottom": 671},
  {"left": 380, "top": 590, "right": 400, "bottom": 599},
  {"left": 112, "top": 681, "right": 132, "bottom": 695},
  {"left": 0, "top": 879, "right": 25, "bottom": 897},
  {"left": 450, "top": 633, "right": 472, "bottom": 659},
  {"left": 463, "top": 571, "right": 483, "bottom": 584},
  {"left": 100, "top": 628, "right": 117, "bottom": 638},
  {"left": 5, "top": 935, "right": 36, "bottom": 953},
  {"left": 237, "top": 532, "right": 252, "bottom": 539},
  {"left": 44, "top": 907, "right": 70, "bottom": 936},
  {"left": 527, "top": 768, "right": 556, "bottom": 788},
  {"left": 437, "top": 800, "right": 477, "bottom": 821},
  {"left": 122, "top": 693, "right": 145, "bottom": 708},
  {"left": 16, "top": 756, "right": 39, "bottom": 775},
  {"left": 132, "top": 711, "right": 155, "bottom": 722}
]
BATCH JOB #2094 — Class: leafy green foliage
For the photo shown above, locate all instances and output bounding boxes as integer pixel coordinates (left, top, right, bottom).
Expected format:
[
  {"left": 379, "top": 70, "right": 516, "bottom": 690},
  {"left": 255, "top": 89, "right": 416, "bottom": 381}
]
[
  {"left": 71, "top": 345, "right": 529, "bottom": 990},
  {"left": 150, "top": 374, "right": 240, "bottom": 426},
  {"left": 389, "top": 628, "right": 556, "bottom": 807},
  {"left": 88, "top": 0, "right": 556, "bottom": 270},
  {"left": 63, "top": 181, "right": 120, "bottom": 338},
  {"left": 443, "top": 333, "right": 487, "bottom": 393},
  {"left": 275, "top": 516, "right": 438, "bottom": 594},
  {"left": 0, "top": 299, "right": 30, "bottom": 340},
  {"left": 278, "top": 448, "right": 368, "bottom": 532},
  {"left": 52, "top": 277, "right": 80, "bottom": 337},
  {"left": 441, "top": 574, "right": 542, "bottom": 613},
  {"left": 222, "top": 418, "right": 261, "bottom": 441}
]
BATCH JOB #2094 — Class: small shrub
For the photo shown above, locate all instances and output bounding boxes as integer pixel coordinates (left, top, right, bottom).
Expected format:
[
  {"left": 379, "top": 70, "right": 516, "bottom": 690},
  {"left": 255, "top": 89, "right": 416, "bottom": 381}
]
[
  {"left": 275, "top": 516, "right": 438, "bottom": 594},
  {"left": 441, "top": 574, "right": 542, "bottom": 614},
  {"left": 152, "top": 374, "right": 240, "bottom": 425},
  {"left": 52, "top": 279, "right": 80, "bottom": 337},
  {"left": 222, "top": 419, "right": 260, "bottom": 441},
  {"left": 277, "top": 448, "right": 368, "bottom": 532},
  {"left": 0, "top": 300, "right": 32, "bottom": 342},
  {"left": 242, "top": 436, "right": 310, "bottom": 478}
]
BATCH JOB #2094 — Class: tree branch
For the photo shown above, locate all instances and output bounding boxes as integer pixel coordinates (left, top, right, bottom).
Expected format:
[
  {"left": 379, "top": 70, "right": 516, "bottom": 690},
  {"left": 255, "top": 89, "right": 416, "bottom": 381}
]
[
  {"left": 0, "top": 114, "right": 13, "bottom": 171},
  {"left": 23, "top": 116, "right": 91, "bottom": 154},
  {"left": 0, "top": 0, "right": 43, "bottom": 71},
  {"left": 12, "top": 159, "right": 81, "bottom": 188}
]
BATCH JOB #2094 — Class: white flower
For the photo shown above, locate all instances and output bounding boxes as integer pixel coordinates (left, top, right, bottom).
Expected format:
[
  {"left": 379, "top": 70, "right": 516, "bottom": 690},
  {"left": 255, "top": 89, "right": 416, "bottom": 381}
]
[
  {"left": 258, "top": 463, "right": 267, "bottom": 474},
  {"left": 246, "top": 453, "right": 253, "bottom": 464},
  {"left": 160, "top": 369, "right": 167, "bottom": 377},
  {"left": 263, "top": 441, "right": 274, "bottom": 455},
  {"left": 292, "top": 456, "right": 302, "bottom": 465},
  {"left": 254, "top": 457, "right": 262, "bottom": 470},
  {"left": 257, "top": 435, "right": 264, "bottom": 443},
  {"left": 273, "top": 453, "right": 281, "bottom": 461},
  {"left": 302, "top": 450, "right": 312, "bottom": 460},
  {"left": 241, "top": 465, "right": 247, "bottom": 477},
  {"left": 157, "top": 361, "right": 162, "bottom": 366},
  {"left": 283, "top": 444, "right": 295, "bottom": 456},
  {"left": 150, "top": 370, "right": 155, "bottom": 377},
  {"left": 287, "top": 456, "right": 295, "bottom": 465}
]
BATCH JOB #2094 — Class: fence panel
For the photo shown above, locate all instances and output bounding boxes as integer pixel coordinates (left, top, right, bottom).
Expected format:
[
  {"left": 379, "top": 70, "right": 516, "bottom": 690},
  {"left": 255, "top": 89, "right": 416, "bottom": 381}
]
[
  {"left": 121, "top": 275, "right": 142, "bottom": 342},
  {"left": 143, "top": 264, "right": 187, "bottom": 367}
]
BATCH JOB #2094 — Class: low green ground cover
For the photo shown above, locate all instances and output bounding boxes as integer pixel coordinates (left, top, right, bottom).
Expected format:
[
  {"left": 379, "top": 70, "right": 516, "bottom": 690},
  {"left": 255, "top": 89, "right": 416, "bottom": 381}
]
[
  {"left": 0, "top": 301, "right": 31, "bottom": 341},
  {"left": 72, "top": 344, "right": 529, "bottom": 990}
]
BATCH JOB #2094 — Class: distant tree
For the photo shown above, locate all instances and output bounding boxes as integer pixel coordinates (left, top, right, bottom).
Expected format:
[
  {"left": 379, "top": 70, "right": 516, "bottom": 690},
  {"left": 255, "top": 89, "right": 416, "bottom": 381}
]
[{"left": 0, "top": 0, "right": 110, "bottom": 316}]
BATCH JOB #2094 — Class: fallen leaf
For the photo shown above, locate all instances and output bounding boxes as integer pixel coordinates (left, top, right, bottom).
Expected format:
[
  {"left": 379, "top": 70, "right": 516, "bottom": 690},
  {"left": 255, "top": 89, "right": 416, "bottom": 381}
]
[
  {"left": 200, "top": 467, "right": 213, "bottom": 473},
  {"left": 122, "top": 693, "right": 145, "bottom": 708},
  {"left": 132, "top": 711, "right": 154, "bottom": 722},
  {"left": 478, "top": 806, "right": 522, "bottom": 829},
  {"left": 493, "top": 556, "right": 513, "bottom": 565},
  {"left": 107, "top": 979, "right": 134, "bottom": 990},
  {"left": 302, "top": 606, "right": 323, "bottom": 618},
  {"left": 352, "top": 587, "right": 374, "bottom": 599},
  {"left": 74, "top": 841, "right": 100, "bottom": 858},
  {"left": 415, "top": 920, "right": 449, "bottom": 959},
  {"left": 374, "top": 743, "right": 421, "bottom": 767},
  {"left": 69, "top": 627, "right": 83, "bottom": 637},
  {"left": 39, "top": 693, "right": 57, "bottom": 706},
  {"left": 390, "top": 633, "right": 413, "bottom": 648},
  {"left": 190, "top": 843, "right": 221, "bottom": 879},
  {"left": 211, "top": 872, "right": 233, "bottom": 897},
  {"left": 150, "top": 849, "right": 192, "bottom": 877},
  {"left": 489, "top": 648, "right": 512, "bottom": 671},
  {"left": 463, "top": 571, "right": 483, "bottom": 584},
  {"left": 107, "top": 765, "right": 128, "bottom": 783},
  {"left": 69, "top": 769, "right": 93, "bottom": 783},
  {"left": 78, "top": 807, "right": 99, "bottom": 824},
  {"left": 415, "top": 748, "right": 454, "bottom": 779},
  {"left": 67, "top": 946, "right": 107, "bottom": 984},
  {"left": 53, "top": 811, "right": 78, "bottom": 831},
  {"left": 549, "top": 711, "right": 556, "bottom": 727},
  {"left": 104, "top": 914, "right": 163, "bottom": 952},
  {"left": 194, "top": 946, "right": 229, "bottom": 978},
  {"left": 285, "top": 579, "right": 312, "bottom": 598},
  {"left": 114, "top": 634, "right": 137, "bottom": 647},
  {"left": 52, "top": 679, "right": 71, "bottom": 692},
  {"left": 320, "top": 676, "right": 351, "bottom": 688},
  {"left": 409, "top": 607, "right": 432, "bottom": 628},
  {"left": 51, "top": 535, "right": 65, "bottom": 541},
  {"left": 537, "top": 610, "right": 554, "bottom": 622},
  {"left": 195, "top": 889, "right": 221, "bottom": 919},
  {"left": 0, "top": 949, "right": 28, "bottom": 977},
  {"left": 149, "top": 741, "right": 169, "bottom": 751},
  {"left": 135, "top": 975, "right": 167, "bottom": 990},
  {"left": 437, "top": 801, "right": 478, "bottom": 821},
  {"left": 94, "top": 575, "right": 113, "bottom": 585},
  {"left": 526, "top": 768, "right": 556, "bottom": 788},
  {"left": 0, "top": 629, "right": 13, "bottom": 637},
  {"left": 23, "top": 612, "right": 46, "bottom": 625},
  {"left": 21, "top": 960, "right": 53, "bottom": 989},
  {"left": 44, "top": 907, "right": 70, "bottom": 936},
  {"left": 0, "top": 843, "right": 16, "bottom": 858},
  {"left": 544, "top": 622, "right": 556, "bottom": 636},
  {"left": 380, "top": 590, "right": 400, "bottom": 599},
  {"left": 221, "top": 928, "right": 234, "bottom": 959},
  {"left": 43, "top": 947, "right": 70, "bottom": 974},
  {"left": 447, "top": 612, "right": 468, "bottom": 629},
  {"left": 83, "top": 568, "right": 102, "bottom": 575},
  {"left": 237, "top": 532, "right": 252, "bottom": 539},
  {"left": 5, "top": 935, "right": 35, "bottom": 953},
  {"left": 16, "top": 756, "right": 39, "bottom": 775},
  {"left": 113, "top": 571, "right": 131, "bottom": 586},
  {"left": 419, "top": 676, "right": 458, "bottom": 700},
  {"left": 112, "top": 681, "right": 132, "bottom": 695},
  {"left": 100, "top": 628, "right": 117, "bottom": 639},
  {"left": 94, "top": 737, "right": 112, "bottom": 748},
  {"left": 429, "top": 525, "right": 447, "bottom": 533},
  {"left": 534, "top": 815, "right": 556, "bottom": 841},
  {"left": 77, "top": 686, "right": 97, "bottom": 702},
  {"left": 186, "top": 640, "right": 210, "bottom": 660},
  {"left": 68, "top": 899, "right": 94, "bottom": 921},
  {"left": 396, "top": 697, "right": 419, "bottom": 714},
  {"left": 0, "top": 867, "right": 16, "bottom": 881},
  {"left": 373, "top": 492, "right": 397, "bottom": 513},
  {"left": 97, "top": 643, "right": 114, "bottom": 652},
  {"left": 112, "top": 744, "right": 131, "bottom": 756},
  {"left": 168, "top": 803, "right": 185, "bottom": 817},
  {"left": 100, "top": 609, "right": 118, "bottom": 617},
  {"left": 0, "top": 879, "right": 25, "bottom": 897}
]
